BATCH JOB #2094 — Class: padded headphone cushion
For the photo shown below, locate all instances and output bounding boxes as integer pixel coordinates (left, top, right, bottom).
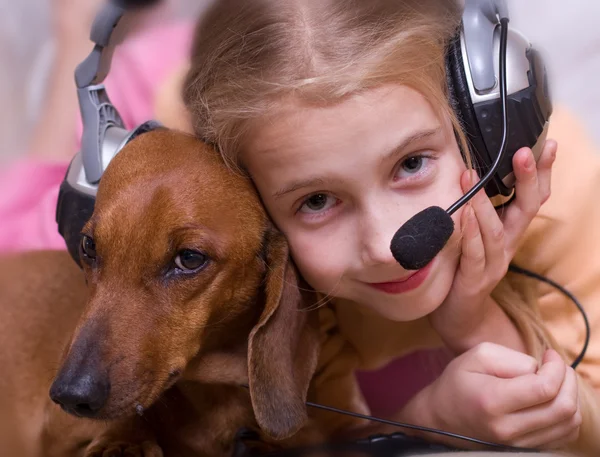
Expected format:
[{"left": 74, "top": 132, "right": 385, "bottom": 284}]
[
  {"left": 445, "top": 34, "right": 491, "bottom": 171},
  {"left": 55, "top": 177, "right": 96, "bottom": 267}
]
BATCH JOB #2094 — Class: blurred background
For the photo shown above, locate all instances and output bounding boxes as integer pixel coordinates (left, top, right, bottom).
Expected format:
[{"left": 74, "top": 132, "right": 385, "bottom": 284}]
[
  {"left": 0, "top": 0, "right": 598, "bottom": 164},
  {"left": 0, "top": 0, "right": 210, "bottom": 165}
]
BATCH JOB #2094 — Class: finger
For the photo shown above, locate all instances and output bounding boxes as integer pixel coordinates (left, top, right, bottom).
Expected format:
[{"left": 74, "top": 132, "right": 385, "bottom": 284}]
[
  {"left": 491, "top": 375, "right": 579, "bottom": 449},
  {"left": 457, "top": 203, "right": 486, "bottom": 281},
  {"left": 513, "top": 414, "right": 581, "bottom": 449},
  {"left": 461, "top": 342, "right": 538, "bottom": 378},
  {"left": 485, "top": 350, "right": 566, "bottom": 414},
  {"left": 539, "top": 427, "right": 580, "bottom": 450},
  {"left": 500, "top": 147, "right": 541, "bottom": 252},
  {"left": 535, "top": 140, "right": 557, "bottom": 206},
  {"left": 542, "top": 347, "right": 563, "bottom": 365},
  {"left": 505, "top": 362, "right": 579, "bottom": 447},
  {"left": 462, "top": 171, "right": 506, "bottom": 277},
  {"left": 513, "top": 358, "right": 577, "bottom": 432},
  {"left": 458, "top": 170, "right": 487, "bottom": 276}
]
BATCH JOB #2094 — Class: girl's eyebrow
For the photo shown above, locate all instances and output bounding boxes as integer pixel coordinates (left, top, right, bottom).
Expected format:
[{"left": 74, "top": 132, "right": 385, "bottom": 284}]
[
  {"left": 381, "top": 126, "right": 442, "bottom": 164},
  {"left": 273, "top": 126, "right": 442, "bottom": 200},
  {"left": 273, "top": 177, "right": 327, "bottom": 200}
]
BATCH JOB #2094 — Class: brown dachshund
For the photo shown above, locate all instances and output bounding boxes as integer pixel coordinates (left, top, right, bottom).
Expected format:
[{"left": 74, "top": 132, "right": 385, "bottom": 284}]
[{"left": 0, "top": 129, "right": 322, "bottom": 457}]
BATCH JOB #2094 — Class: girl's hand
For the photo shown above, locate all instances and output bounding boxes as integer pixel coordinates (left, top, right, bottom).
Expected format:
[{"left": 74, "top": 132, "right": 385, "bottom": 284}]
[
  {"left": 422, "top": 343, "right": 581, "bottom": 449},
  {"left": 429, "top": 141, "right": 558, "bottom": 352}
]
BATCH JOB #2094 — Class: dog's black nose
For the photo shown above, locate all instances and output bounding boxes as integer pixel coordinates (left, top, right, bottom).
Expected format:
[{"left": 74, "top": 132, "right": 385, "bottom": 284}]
[{"left": 49, "top": 372, "right": 110, "bottom": 418}]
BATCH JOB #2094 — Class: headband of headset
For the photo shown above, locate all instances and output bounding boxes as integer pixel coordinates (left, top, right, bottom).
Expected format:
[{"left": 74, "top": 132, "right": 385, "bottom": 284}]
[{"left": 57, "top": 0, "right": 550, "bottom": 265}]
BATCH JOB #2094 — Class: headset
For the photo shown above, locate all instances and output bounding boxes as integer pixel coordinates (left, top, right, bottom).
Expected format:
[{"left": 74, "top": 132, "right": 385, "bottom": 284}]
[
  {"left": 447, "top": 0, "right": 552, "bottom": 198},
  {"left": 53, "top": 0, "right": 588, "bottom": 452},
  {"left": 55, "top": 0, "right": 551, "bottom": 265},
  {"left": 55, "top": 0, "right": 162, "bottom": 264},
  {"left": 390, "top": 0, "right": 553, "bottom": 272}
]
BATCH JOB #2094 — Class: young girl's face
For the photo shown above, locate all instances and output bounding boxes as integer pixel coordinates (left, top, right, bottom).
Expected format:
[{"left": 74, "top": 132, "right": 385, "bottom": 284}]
[{"left": 243, "top": 84, "right": 467, "bottom": 321}]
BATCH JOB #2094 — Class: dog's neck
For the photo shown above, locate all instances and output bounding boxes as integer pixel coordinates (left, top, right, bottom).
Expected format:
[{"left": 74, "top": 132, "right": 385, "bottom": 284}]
[{"left": 181, "top": 346, "right": 249, "bottom": 385}]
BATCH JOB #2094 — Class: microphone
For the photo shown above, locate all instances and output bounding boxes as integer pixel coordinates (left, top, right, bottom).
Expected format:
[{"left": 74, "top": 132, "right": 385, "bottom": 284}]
[
  {"left": 390, "top": 207, "right": 455, "bottom": 270},
  {"left": 390, "top": 17, "right": 510, "bottom": 271}
]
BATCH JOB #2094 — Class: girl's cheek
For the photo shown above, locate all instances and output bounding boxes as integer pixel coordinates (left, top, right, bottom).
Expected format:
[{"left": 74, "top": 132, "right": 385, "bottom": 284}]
[
  {"left": 289, "top": 236, "right": 323, "bottom": 271},
  {"left": 289, "top": 235, "right": 341, "bottom": 285}
]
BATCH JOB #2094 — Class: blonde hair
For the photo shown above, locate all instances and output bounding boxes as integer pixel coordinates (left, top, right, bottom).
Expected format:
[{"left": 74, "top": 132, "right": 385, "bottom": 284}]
[
  {"left": 183, "top": 0, "right": 554, "bottom": 360},
  {"left": 183, "top": 0, "right": 470, "bottom": 168}
]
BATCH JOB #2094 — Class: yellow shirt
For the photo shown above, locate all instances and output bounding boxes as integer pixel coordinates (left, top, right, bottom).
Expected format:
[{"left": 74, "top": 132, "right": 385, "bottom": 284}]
[{"left": 310, "top": 107, "right": 600, "bottom": 455}]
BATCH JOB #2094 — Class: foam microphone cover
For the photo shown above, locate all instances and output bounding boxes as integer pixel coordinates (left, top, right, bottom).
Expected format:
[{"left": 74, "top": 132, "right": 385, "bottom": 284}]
[{"left": 390, "top": 206, "right": 455, "bottom": 270}]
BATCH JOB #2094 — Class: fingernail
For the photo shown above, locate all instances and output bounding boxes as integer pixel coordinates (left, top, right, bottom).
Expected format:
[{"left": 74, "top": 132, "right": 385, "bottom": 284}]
[
  {"left": 525, "top": 151, "right": 535, "bottom": 171},
  {"left": 470, "top": 170, "right": 479, "bottom": 185}
]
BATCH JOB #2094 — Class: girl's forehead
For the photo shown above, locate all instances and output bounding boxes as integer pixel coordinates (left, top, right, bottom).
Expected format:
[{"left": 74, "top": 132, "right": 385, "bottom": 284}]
[{"left": 244, "top": 84, "right": 448, "bottom": 157}]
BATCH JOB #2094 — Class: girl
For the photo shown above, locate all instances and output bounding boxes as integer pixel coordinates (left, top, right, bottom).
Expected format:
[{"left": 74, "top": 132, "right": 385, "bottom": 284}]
[
  {"left": 181, "top": 0, "right": 600, "bottom": 453},
  {"left": 2, "top": 0, "right": 600, "bottom": 454}
]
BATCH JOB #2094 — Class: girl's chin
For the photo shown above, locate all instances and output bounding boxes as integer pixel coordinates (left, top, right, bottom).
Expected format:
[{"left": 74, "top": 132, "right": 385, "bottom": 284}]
[
  {"left": 350, "top": 280, "right": 453, "bottom": 321},
  {"left": 340, "top": 288, "right": 438, "bottom": 320},
  {"left": 368, "top": 300, "right": 442, "bottom": 322}
]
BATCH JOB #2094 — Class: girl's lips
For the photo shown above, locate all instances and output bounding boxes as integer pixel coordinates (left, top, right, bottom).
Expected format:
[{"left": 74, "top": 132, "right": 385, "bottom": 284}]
[{"left": 365, "top": 261, "right": 433, "bottom": 294}]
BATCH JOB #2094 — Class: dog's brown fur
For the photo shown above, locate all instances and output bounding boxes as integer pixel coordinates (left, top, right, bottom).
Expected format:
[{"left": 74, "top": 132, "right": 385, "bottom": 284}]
[{"left": 0, "top": 130, "right": 322, "bottom": 457}]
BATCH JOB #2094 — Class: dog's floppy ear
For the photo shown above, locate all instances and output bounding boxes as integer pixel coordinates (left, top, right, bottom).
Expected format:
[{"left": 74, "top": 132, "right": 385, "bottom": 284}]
[{"left": 248, "top": 228, "right": 320, "bottom": 440}]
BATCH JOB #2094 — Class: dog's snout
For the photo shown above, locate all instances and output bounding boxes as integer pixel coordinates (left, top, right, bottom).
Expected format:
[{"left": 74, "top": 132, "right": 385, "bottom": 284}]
[{"left": 49, "top": 371, "right": 110, "bottom": 418}]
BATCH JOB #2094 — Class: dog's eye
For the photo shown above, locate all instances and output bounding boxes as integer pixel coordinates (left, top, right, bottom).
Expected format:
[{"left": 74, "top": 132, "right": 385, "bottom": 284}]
[
  {"left": 80, "top": 235, "right": 97, "bottom": 261},
  {"left": 174, "top": 250, "right": 208, "bottom": 272}
]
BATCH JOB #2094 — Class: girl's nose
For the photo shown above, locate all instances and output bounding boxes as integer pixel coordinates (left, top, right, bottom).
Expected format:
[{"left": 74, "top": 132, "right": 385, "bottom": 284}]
[{"left": 359, "top": 208, "right": 402, "bottom": 267}]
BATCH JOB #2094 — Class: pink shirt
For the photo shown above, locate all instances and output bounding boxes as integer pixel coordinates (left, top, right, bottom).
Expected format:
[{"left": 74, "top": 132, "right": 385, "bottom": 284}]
[{"left": 0, "top": 21, "right": 194, "bottom": 252}]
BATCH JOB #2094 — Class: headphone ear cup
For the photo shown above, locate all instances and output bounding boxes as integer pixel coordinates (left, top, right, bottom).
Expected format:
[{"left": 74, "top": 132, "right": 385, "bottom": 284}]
[
  {"left": 56, "top": 168, "right": 96, "bottom": 267},
  {"left": 446, "top": 35, "right": 491, "bottom": 173},
  {"left": 56, "top": 121, "right": 163, "bottom": 266},
  {"left": 446, "top": 34, "right": 511, "bottom": 198}
]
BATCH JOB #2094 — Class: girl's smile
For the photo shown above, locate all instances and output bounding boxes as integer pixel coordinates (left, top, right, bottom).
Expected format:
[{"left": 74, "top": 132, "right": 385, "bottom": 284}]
[
  {"left": 363, "top": 259, "right": 435, "bottom": 295},
  {"left": 242, "top": 84, "right": 467, "bottom": 321}
]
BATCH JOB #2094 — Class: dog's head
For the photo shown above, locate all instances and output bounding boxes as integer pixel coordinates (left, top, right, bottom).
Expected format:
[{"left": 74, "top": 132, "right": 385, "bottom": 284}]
[{"left": 49, "top": 130, "right": 320, "bottom": 440}]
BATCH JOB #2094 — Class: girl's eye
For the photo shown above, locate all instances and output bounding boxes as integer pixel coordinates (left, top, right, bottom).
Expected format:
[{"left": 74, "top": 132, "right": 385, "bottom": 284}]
[
  {"left": 395, "top": 155, "right": 432, "bottom": 180},
  {"left": 299, "top": 193, "right": 338, "bottom": 214}
]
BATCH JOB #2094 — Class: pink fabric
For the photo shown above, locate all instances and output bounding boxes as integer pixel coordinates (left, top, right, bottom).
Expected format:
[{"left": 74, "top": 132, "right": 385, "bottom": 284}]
[
  {"left": 0, "top": 160, "right": 71, "bottom": 251},
  {"left": 356, "top": 349, "right": 452, "bottom": 417},
  {"left": 0, "top": 21, "right": 194, "bottom": 253}
]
